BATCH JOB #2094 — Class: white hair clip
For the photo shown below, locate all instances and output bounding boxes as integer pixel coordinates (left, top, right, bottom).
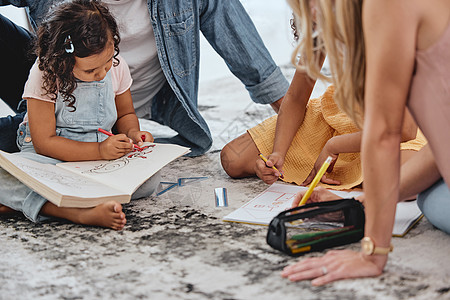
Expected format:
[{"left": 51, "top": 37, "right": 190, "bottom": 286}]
[{"left": 64, "top": 35, "right": 74, "bottom": 54}]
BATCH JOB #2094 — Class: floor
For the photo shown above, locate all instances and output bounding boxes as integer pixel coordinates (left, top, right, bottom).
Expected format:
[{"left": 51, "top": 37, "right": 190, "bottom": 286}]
[{"left": 1, "top": 2, "right": 450, "bottom": 300}]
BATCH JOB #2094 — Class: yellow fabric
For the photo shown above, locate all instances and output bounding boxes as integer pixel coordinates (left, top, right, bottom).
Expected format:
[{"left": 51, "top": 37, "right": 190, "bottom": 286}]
[{"left": 248, "top": 86, "right": 427, "bottom": 190}]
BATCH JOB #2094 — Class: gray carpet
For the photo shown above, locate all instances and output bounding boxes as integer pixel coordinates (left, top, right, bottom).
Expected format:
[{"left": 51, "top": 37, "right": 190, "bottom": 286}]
[{"left": 1, "top": 67, "right": 450, "bottom": 300}]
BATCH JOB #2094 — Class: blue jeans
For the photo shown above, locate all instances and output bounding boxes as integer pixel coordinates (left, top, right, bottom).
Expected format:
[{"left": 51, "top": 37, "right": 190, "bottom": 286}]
[
  {"left": 0, "top": 111, "right": 25, "bottom": 152},
  {"left": 150, "top": 0, "right": 289, "bottom": 155},
  {"left": 0, "top": 13, "right": 35, "bottom": 153},
  {"left": 417, "top": 178, "right": 450, "bottom": 234}
]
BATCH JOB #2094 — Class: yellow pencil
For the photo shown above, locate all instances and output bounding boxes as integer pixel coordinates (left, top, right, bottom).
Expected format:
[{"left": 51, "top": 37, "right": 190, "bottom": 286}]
[
  {"left": 258, "top": 153, "right": 284, "bottom": 179},
  {"left": 298, "top": 156, "right": 333, "bottom": 206}
]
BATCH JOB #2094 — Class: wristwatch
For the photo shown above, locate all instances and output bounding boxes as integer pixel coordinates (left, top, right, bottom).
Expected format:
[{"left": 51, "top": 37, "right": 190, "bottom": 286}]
[{"left": 361, "top": 237, "right": 393, "bottom": 255}]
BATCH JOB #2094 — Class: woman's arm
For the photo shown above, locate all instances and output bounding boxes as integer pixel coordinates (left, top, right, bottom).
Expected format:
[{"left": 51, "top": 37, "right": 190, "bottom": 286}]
[
  {"left": 361, "top": 0, "right": 419, "bottom": 268},
  {"left": 282, "top": 0, "right": 422, "bottom": 286},
  {"left": 27, "top": 98, "right": 134, "bottom": 161}
]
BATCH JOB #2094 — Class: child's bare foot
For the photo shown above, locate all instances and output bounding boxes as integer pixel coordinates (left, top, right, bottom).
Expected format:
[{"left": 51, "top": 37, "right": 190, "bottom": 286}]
[
  {"left": 0, "top": 204, "right": 16, "bottom": 214},
  {"left": 42, "top": 201, "right": 126, "bottom": 230},
  {"left": 77, "top": 201, "right": 126, "bottom": 230}
]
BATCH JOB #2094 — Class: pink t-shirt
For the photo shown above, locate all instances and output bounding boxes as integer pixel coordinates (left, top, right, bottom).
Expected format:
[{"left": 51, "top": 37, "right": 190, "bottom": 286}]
[{"left": 21, "top": 54, "right": 133, "bottom": 122}]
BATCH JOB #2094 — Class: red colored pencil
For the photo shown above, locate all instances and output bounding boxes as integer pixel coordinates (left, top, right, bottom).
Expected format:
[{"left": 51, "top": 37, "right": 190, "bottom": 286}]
[{"left": 97, "top": 128, "right": 143, "bottom": 151}]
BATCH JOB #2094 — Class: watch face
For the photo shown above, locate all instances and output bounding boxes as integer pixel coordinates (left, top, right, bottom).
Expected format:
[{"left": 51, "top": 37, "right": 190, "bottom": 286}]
[{"left": 361, "top": 237, "right": 374, "bottom": 255}]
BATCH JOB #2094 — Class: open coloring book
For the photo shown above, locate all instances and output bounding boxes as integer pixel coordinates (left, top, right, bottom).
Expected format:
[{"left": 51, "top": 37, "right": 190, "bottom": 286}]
[
  {"left": 223, "top": 183, "right": 423, "bottom": 237},
  {"left": 0, "top": 143, "right": 190, "bottom": 208}
]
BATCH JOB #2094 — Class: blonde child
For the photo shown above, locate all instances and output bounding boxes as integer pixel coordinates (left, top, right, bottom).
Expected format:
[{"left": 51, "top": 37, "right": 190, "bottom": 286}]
[{"left": 221, "top": 23, "right": 425, "bottom": 190}]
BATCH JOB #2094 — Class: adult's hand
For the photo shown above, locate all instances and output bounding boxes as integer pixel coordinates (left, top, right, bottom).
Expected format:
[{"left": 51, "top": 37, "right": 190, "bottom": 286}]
[
  {"left": 291, "top": 186, "right": 342, "bottom": 207},
  {"left": 281, "top": 249, "right": 387, "bottom": 286}
]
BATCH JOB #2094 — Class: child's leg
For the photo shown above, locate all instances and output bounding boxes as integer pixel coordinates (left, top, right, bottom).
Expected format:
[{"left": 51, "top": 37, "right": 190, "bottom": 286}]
[
  {"left": 0, "top": 167, "right": 48, "bottom": 221},
  {"left": 40, "top": 201, "right": 126, "bottom": 231},
  {"left": 220, "top": 132, "right": 260, "bottom": 178},
  {"left": 400, "top": 149, "right": 416, "bottom": 165},
  {"left": 0, "top": 204, "right": 15, "bottom": 214},
  {"left": 0, "top": 167, "right": 126, "bottom": 230},
  {"left": 132, "top": 171, "right": 161, "bottom": 200}
]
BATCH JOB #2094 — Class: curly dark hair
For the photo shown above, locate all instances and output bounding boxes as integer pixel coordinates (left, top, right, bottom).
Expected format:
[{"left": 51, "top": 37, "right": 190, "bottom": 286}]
[{"left": 34, "top": 0, "right": 120, "bottom": 111}]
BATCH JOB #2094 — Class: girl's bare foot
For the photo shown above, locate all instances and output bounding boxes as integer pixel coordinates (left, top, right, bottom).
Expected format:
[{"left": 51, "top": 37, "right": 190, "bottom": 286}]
[
  {"left": 0, "top": 204, "right": 16, "bottom": 214},
  {"left": 41, "top": 201, "right": 126, "bottom": 230},
  {"left": 77, "top": 201, "right": 126, "bottom": 230}
]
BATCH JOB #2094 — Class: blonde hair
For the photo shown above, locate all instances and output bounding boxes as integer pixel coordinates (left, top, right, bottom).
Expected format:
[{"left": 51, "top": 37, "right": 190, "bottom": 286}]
[{"left": 288, "top": 0, "right": 365, "bottom": 127}]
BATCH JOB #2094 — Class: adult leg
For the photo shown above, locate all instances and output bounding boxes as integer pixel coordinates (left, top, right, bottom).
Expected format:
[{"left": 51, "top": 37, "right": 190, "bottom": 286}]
[
  {"left": 0, "top": 14, "right": 35, "bottom": 110},
  {"left": 417, "top": 178, "right": 450, "bottom": 234},
  {"left": 0, "top": 14, "right": 35, "bottom": 153},
  {"left": 199, "top": 0, "right": 289, "bottom": 105},
  {"left": 0, "top": 111, "right": 26, "bottom": 152}
]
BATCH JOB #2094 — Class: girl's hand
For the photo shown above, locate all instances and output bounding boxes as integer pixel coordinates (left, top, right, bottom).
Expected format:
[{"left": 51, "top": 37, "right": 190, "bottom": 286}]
[
  {"left": 255, "top": 152, "right": 285, "bottom": 184},
  {"left": 281, "top": 249, "right": 386, "bottom": 286},
  {"left": 128, "top": 130, "right": 154, "bottom": 146},
  {"left": 302, "top": 140, "right": 341, "bottom": 186},
  {"left": 99, "top": 134, "right": 134, "bottom": 160},
  {"left": 292, "top": 186, "right": 342, "bottom": 207}
]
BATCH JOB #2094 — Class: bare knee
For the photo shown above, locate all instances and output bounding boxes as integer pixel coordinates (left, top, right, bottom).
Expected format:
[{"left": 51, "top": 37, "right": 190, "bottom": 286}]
[
  {"left": 220, "top": 133, "right": 258, "bottom": 178},
  {"left": 221, "top": 142, "right": 243, "bottom": 178}
]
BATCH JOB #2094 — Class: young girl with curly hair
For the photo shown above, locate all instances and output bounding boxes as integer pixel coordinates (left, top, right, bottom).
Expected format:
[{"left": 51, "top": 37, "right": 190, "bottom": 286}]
[{"left": 0, "top": 0, "right": 158, "bottom": 230}]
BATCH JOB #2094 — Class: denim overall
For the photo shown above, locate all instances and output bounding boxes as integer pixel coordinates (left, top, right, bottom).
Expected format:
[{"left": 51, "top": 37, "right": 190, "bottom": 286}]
[{"left": 0, "top": 71, "right": 160, "bottom": 222}]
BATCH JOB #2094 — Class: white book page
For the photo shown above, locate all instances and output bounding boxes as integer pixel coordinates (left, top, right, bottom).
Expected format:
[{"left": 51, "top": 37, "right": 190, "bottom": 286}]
[
  {"left": 393, "top": 201, "right": 423, "bottom": 236},
  {"left": 224, "top": 183, "right": 422, "bottom": 236},
  {"left": 223, "top": 183, "right": 359, "bottom": 225},
  {"left": 0, "top": 152, "right": 125, "bottom": 199},
  {"left": 57, "top": 143, "right": 190, "bottom": 195}
]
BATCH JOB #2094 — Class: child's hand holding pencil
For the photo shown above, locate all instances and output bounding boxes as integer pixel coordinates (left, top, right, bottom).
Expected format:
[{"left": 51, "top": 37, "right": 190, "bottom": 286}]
[
  {"left": 127, "top": 130, "right": 154, "bottom": 146},
  {"left": 97, "top": 131, "right": 138, "bottom": 160},
  {"left": 256, "top": 153, "right": 285, "bottom": 185}
]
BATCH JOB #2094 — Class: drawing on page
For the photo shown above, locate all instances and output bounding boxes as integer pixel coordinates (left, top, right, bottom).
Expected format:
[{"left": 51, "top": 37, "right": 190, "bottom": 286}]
[
  {"left": 242, "top": 189, "right": 296, "bottom": 219},
  {"left": 83, "top": 144, "right": 156, "bottom": 174},
  {"left": 19, "top": 163, "right": 89, "bottom": 187}
]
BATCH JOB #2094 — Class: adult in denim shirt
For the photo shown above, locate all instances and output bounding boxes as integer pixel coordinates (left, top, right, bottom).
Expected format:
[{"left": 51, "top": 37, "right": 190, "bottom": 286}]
[{"left": 0, "top": 0, "right": 289, "bottom": 156}]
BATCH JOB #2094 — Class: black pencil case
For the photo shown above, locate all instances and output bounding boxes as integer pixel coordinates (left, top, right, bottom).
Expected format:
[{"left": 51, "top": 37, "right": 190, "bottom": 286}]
[{"left": 266, "top": 198, "right": 365, "bottom": 256}]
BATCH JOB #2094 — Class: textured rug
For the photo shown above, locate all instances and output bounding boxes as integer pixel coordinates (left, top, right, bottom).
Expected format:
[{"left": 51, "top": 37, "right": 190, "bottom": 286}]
[{"left": 1, "top": 68, "right": 450, "bottom": 300}]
